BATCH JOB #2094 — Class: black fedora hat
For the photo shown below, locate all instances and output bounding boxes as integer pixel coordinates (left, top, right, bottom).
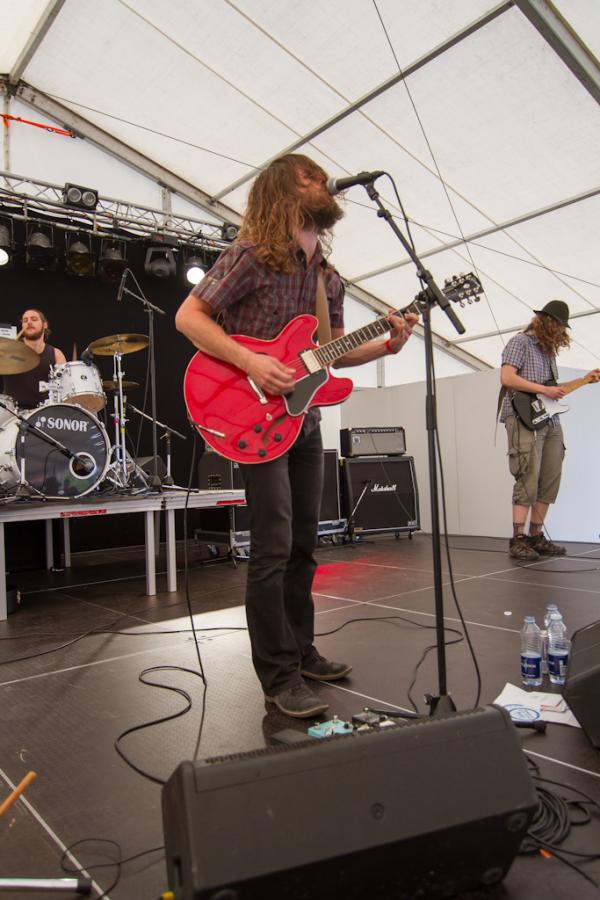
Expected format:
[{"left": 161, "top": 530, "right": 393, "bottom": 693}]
[{"left": 533, "top": 300, "right": 570, "bottom": 328}]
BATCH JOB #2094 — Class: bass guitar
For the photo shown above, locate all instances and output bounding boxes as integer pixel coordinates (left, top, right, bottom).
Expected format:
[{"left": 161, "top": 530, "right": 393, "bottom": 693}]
[
  {"left": 184, "top": 273, "right": 482, "bottom": 464},
  {"left": 511, "top": 373, "right": 597, "bottom": 430}
]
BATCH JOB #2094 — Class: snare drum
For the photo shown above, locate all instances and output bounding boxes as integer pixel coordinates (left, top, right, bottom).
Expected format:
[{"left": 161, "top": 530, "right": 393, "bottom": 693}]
[
  {"left": 0, "top": 394, "right": 18, "bottom": 429},
  {"left": 0, "top": 403, "right": 110, "bottom": 499},
  {"left": 50, "top": 361, "right": 105, "bottom": 412}
]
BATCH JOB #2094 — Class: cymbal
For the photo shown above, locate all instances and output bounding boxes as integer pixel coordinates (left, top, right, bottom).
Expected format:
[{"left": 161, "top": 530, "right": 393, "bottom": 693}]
[
  {"left": 102, "top": 379, "right": 140, "bottom": 392},
  {"left": 0, "top": 337, "right": 38, "bottom": 374},
  {"left": 88, "top": 334, "right": 149, "bottom": 356}
]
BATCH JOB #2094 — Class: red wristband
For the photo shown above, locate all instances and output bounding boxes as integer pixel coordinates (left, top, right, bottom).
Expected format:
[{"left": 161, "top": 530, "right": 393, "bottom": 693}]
[{"left": 385, "top": 337, "right": 399, "bottom": 355}]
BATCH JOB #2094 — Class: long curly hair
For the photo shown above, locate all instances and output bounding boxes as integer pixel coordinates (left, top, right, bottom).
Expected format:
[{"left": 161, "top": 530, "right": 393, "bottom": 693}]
[
  {"left": 527, "top": 313, "right": 571, "bottom": 356},
  {"left": 238, "top": 154, "right": 339, "bottom": 273}
]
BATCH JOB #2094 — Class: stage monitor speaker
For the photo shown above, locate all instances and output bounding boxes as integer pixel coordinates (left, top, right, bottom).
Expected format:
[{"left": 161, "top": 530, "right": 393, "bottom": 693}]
[
  {"left": 162, "top": 705, "right": 536, "bottom": 900},
  {"left": 563, "top": 618, "right": 600, "bottom": 749},
  {"left": 342, "top": 455, "right": 419, "bottom": 534}
]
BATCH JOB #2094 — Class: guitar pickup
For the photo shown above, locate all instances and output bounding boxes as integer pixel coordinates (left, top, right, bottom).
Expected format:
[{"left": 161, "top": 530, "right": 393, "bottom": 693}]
[{"left": 299, "top": 349, "right": 320, "bottom": 374}]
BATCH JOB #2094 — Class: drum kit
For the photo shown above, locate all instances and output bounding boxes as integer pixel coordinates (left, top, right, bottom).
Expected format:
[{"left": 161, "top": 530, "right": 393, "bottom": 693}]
[{"left": 0, "top": 332, "right": 165, "bottom": 501}]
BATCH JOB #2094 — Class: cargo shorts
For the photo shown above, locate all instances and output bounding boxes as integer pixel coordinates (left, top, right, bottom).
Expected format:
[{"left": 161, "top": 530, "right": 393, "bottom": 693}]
[{"left": 505, "top": 415, "right": 565, "bottom": 507}]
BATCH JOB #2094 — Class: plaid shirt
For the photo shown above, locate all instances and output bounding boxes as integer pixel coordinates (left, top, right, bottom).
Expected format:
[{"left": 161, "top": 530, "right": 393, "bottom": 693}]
[
  {"left": 191, "top": 239, "right": 345, "bottom": 433},
  {"left": 191, "top": 240, "right": 344, "bottom": 338},
  {"left": 500, "top": 332, "right": 559, "bottom": 423}
]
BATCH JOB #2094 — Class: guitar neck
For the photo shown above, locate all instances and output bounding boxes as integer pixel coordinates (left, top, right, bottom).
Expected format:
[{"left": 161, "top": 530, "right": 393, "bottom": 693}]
[
  {"left": 562, "top": 373, "right": 595, "bottom": 397},
  {"left": 312, "top": 301, "right": 418, "bottom": 368}
]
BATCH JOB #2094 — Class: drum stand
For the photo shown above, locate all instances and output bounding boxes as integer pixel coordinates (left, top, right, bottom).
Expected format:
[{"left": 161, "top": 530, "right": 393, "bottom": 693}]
[
  {"left": 108, "top": 351, "right": 130, "bottom": 487},
  {"left": 127, "top": 402, "right": 187, "bottom": 485}
]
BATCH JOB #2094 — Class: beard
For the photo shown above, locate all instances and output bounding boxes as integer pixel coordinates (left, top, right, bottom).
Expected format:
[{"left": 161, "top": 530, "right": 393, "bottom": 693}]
[
  {"left": 300, "top": 191, "right": 344, "bottom": 232},
  {"left": 25, "top": 326, "right": 45, "bottom": 341}
]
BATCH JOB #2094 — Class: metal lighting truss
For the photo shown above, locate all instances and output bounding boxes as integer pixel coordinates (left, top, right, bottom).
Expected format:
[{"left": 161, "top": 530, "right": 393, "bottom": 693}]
[{"left": 0, "top": 170, "right": 230, "bottom": 253}]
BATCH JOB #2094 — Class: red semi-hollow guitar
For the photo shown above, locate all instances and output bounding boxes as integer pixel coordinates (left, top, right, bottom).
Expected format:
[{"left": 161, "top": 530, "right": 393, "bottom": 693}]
[{"left": 184, "top": 273, "right": 482, "bottom": 464}]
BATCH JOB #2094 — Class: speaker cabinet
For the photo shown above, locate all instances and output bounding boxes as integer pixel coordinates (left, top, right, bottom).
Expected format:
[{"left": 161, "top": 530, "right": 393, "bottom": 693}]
[
  {"left": 162, "top": 705, "right": 536, "bottom": 900},
  {"left": 320, "top": 448, "right": 341, "bottom": 523},
  {"left": 341, "top": 456, "right": 419, "bottom": 534},
  {"left": 197, "top": 450, "right": 341, "bottom": 540},
  {"left": 197, "top": 453, "right": 249, "bottom": 533},
  {"left": 564, "top": 619, "right": 600, "bottom": 749}
]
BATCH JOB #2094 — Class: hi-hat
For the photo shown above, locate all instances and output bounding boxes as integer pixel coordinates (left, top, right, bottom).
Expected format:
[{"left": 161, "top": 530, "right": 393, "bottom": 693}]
[
  {"left": 0, "top": 337, "right": 38, "bottom": 374},
  {"left": 102, "top": 379, "right": 140, "bottom": 391},
  {"left": 89, "top": 334, "right": 149, "bottom": 355}
]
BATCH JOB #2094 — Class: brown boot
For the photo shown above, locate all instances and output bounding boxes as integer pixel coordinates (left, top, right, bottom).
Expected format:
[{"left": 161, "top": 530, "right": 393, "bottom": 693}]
[
  {"left": 509, "top": 534, "right": 539, "bottom": 561},
  {"left": 529, "top": 534, "right": 566, "bottom": 556}
]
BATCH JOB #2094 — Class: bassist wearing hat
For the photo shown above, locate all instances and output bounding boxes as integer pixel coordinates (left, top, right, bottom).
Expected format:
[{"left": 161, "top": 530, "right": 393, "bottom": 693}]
[{"left": 499, "top": 300, "right": 600, "bottom": 561}]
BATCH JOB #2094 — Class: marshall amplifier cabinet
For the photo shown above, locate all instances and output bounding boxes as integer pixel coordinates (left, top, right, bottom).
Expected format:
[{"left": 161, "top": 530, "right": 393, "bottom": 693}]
[
  {"left": 342, "top": 456, "right": 419, "bottom": 535},
  {"left": 340, "top": 426, "right": 406, "bottom": 458}
]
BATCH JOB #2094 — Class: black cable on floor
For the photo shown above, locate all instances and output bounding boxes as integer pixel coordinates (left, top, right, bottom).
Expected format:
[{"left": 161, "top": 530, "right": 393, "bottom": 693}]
[
  {"left": 60, "top": 838, "right": 164, "bottom": 900},
  {"left": 521, "top": 755, "right": 600, "bottom": 889}
]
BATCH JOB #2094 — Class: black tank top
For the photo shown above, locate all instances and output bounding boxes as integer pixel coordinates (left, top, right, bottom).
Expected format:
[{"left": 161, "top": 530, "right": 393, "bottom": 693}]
[{"left": 3, "top": 344, "right": 56, "bottom": 409}]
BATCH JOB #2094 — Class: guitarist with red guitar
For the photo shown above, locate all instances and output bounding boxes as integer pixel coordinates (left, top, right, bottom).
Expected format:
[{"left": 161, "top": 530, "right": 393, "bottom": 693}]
[
  {"left": 176, "top": 153, "right": 418, "bottom": 718},
  {"left": 499, "top": 300, "right": 600, "bottom": 562}
]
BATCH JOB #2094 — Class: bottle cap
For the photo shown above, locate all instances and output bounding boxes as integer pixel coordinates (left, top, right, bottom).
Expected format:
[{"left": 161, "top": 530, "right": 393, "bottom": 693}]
[
  {"left": 549, "top": 612, "right": 562, "bottom": 621},
  {"left": 524, "top": 615, "right": 535, "bottom": 623}
]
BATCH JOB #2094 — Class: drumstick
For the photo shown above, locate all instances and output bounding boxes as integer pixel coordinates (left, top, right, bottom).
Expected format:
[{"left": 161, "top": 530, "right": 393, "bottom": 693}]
[
  {"left": 0, "top": 770, "right": 37, "bottom": 817},
  {"left": 15, "top": 328, "right": 24, "bottom": 340}
]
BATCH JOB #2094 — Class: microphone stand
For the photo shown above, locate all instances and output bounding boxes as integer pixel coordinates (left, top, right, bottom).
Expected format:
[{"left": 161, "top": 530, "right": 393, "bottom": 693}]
[
  {"left": 362, "top": 178, "right": 465, "bottom": 716},
  {"left": 118, "top": 270, "right": 165, "bottom": 492},
  {"left": 126, "top": 403, "right": 186, "bottom": 485}
]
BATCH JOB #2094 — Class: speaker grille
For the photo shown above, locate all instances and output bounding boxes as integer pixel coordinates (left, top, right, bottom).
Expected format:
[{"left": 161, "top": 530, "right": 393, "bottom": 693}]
[{"left": 342, "top": 456, "right": 419, "bottom": 534}]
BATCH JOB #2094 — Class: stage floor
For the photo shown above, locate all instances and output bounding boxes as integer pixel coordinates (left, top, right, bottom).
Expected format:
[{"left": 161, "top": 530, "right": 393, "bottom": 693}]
[{"left": 1, "top": 533, "right": 599, "bottom": 899}]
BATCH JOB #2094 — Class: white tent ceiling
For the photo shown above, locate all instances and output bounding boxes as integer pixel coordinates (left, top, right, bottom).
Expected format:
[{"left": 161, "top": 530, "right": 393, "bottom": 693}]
[{"left": 1, "top": 0, "right": 599, "bottom": 374}]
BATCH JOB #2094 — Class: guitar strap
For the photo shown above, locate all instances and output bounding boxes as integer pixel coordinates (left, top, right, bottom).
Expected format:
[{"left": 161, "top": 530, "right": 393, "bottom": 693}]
[{"left": 315, "top": 268, "right": 332, "bottom": 346}]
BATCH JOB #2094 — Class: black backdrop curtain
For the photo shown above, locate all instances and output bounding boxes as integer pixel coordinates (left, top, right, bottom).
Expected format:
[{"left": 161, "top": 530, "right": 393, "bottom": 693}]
[{"left": 1, "top": 239, "right": 202, "bottom": 558}]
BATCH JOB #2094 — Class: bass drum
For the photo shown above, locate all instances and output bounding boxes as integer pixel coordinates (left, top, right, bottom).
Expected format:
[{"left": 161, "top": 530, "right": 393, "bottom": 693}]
[{"left": 0, "top": 403, "right": 110, "bottom": 499}]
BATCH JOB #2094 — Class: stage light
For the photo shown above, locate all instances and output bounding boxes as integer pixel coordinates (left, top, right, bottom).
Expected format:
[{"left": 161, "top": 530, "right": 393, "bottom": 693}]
[
  {"left": 221, "top": 222, "right": 239, "bottom": 242},
  {"left": 63, "top": 182, "right": 99, "bottom": 210},
  {"left": 98, "top": 239, "right": 127, "bottom": 282},
  {"left": 26, "top": 224, "right": 57, "bottom": 270},
  {"left": 0, "top": 219, "right": 12, "bottom": 267},
  {"left": 184, "top": 252, "right": 206, "bottom": 285},
  {"left": 144, "top": 246, "right": 176, "bottom": 279},
  {"left": 66, "top": 233, "right": 95, "bottom": 276}
]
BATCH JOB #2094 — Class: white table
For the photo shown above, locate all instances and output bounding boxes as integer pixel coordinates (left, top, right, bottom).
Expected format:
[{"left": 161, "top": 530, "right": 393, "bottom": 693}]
[
  {"left": 0, "top": 488, "right": 247, "bottom": 619},
  {"left": 161, "top": 488, "right": 246, "bottom": 592}
]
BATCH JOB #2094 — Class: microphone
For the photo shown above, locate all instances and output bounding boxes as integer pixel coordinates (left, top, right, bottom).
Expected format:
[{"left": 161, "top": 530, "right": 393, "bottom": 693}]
[
  {"left": 71, "top": 453, "right": 96, "bottom": 477},
  {"left": 81, "top": 347, "right": 93, "bottom": 365},
  {"left": 116, "top": 268, "right": 129, "bottom": 302},
  {"left": 326, "top": 170, "right": 385, "bottom": 195}
]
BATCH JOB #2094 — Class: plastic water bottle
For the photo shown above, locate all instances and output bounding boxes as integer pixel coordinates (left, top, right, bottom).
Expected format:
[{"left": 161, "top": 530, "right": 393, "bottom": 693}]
[
  {"left": 520, "top": 616, "right": 542, "bottom": 687},
  {"left": 547, "top": 612, "right": 570, "bottom": 686},
  {"left": 541, "top": 603, "right": 559, "bottom": 674}
]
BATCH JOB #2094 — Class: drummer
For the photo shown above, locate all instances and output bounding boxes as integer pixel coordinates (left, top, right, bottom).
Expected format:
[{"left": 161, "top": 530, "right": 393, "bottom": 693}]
[{"left": 3, "top": 309, "right": 67, "bottom": 409}]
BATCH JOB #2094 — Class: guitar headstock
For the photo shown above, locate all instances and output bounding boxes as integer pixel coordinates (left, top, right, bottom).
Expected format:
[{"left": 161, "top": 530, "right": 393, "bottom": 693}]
[{"left": 442, "top": 272, "right": 483, "bottom": 307}]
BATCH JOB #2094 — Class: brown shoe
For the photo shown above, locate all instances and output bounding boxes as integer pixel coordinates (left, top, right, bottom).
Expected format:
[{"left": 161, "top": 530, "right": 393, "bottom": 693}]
[
  {"left": 529, "top": 534, "right": 566, "bottom": 556},
  {"left": 509, "top": 534, "right": 539, "bottom": 561},
  {"left": 265, "top": 682, "right": 329, "bottom": 718}
]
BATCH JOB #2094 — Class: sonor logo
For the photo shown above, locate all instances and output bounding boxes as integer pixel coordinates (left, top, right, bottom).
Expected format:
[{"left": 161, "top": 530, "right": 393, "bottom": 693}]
[
  {"left": 35, "top": 417, "right": 89, "bottom": 432},
  {"left": 371, "top": 483, "right": 396, "bottom": 493}
]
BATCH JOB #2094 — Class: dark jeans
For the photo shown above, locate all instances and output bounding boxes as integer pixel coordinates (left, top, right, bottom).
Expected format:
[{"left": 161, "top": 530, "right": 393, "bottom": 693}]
[{"left": 239, "top": 425, "right": 324, "bottom": 695}]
